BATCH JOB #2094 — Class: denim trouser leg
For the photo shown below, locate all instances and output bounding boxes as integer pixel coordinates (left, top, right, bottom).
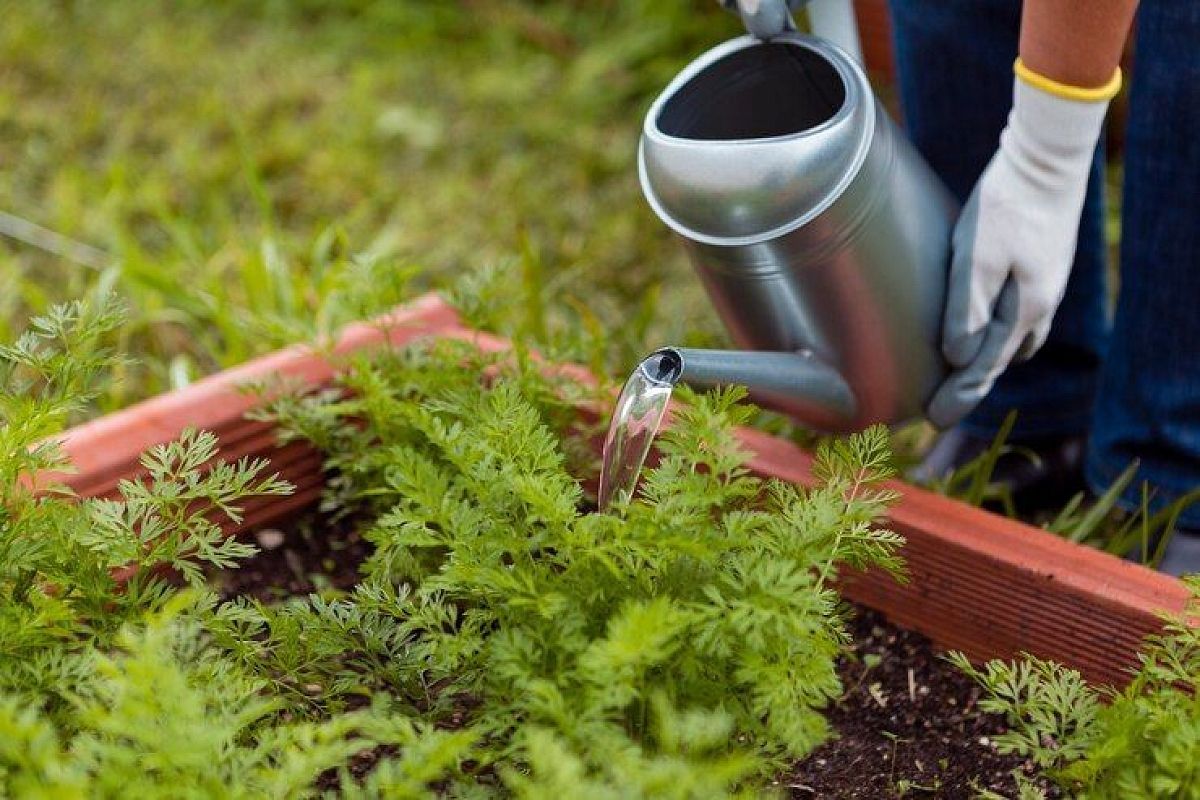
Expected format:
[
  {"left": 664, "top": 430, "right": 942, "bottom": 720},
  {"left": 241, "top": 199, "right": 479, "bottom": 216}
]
[
  {"left": 1087, "top": 1, "right": 1200, "bottom": 527},
  {"left": 887, "top": 0, "right": 1110, "bottom": 440}
]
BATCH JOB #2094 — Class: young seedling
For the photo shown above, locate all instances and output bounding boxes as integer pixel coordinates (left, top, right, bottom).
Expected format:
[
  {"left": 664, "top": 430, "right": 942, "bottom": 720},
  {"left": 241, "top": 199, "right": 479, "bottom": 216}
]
[{"left": 951, "top": 577, "right": 1200, "bottom": 798}]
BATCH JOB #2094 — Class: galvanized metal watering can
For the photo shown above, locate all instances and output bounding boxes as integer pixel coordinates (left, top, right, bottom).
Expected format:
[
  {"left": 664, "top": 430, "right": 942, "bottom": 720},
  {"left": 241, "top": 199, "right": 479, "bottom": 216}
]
[{"left": 639, "top": 15, "right": 959, "bottom": 432}]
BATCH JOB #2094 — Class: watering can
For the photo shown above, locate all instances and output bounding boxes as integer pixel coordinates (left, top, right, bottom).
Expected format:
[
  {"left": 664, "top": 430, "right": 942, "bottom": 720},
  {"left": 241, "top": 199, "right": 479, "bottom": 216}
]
[{"left": 639, "top": 0, "right": 958, "bottom": 432}]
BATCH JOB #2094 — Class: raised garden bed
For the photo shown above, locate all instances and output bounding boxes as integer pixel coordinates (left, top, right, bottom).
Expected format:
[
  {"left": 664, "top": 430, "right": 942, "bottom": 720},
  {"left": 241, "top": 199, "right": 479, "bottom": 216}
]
[
  {"left": 51, "top": 293, "right": 1190, "bottom": 684},
  {"left": 37, "top": 293, "right": 1191, "bottom": 794}
]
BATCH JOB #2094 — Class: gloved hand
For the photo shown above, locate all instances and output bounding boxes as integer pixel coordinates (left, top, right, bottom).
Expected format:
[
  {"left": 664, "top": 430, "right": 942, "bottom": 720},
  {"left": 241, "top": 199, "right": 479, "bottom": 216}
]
[{"left": 927, "top": 62, "right": 1118, "bottom": 428}]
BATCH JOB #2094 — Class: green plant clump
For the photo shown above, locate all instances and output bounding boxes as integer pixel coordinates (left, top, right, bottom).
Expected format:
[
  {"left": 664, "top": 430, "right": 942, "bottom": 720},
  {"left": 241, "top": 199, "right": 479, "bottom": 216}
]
[
  {"left": 241, "top": 336, "right": 906, "bottom": 794},
  {"left": 0, "top": 302, "right": 429, "bottom": 797},
  {"left": 0, "top": 298, "right": 908, "bottom": 797},
  {"left": 953, "top": 580, "right": 1200, "bottom": 799}
]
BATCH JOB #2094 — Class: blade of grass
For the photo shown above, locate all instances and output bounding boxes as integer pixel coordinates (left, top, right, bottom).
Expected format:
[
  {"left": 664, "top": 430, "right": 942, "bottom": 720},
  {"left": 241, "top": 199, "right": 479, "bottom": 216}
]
[{"left": 1045, "top": 461, "right": 1139, "bottom": 543}]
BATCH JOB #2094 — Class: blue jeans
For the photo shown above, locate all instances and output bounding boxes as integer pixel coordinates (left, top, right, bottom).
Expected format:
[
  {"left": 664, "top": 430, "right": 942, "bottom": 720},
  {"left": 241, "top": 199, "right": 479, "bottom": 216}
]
[{"left": 889, "top": 0, "right": 1200, "bottom": 526}]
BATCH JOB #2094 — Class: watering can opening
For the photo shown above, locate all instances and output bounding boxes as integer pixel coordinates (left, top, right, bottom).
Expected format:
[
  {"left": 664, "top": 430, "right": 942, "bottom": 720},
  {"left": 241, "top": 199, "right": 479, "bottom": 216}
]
[
  {"left": 640, "top": 35, "right": 872, "bottom": 243},
  {"left": 655, "top": 42, "right": 846, "bottom": 142}
]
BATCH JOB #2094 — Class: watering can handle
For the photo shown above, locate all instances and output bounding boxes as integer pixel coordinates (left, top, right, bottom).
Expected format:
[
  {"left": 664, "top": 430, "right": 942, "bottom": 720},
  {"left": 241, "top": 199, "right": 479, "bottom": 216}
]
[
  {"left": 718, "top": 0, "right": 864, "bottom": 64},
  {"left": 718, "top": 0, "right": 803, "bottom": 40}
]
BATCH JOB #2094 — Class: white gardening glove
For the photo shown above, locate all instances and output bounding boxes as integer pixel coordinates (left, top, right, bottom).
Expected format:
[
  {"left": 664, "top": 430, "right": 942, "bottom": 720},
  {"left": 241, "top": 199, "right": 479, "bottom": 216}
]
[{"left": 927, "top": 66, "right": 1117, "bottom": 429}]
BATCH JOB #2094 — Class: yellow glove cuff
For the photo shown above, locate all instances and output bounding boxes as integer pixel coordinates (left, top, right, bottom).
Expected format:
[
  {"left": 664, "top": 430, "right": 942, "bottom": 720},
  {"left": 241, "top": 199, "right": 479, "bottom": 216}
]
[{"left": 1014, "top": 57, "right": 1122, "bottom": 103}]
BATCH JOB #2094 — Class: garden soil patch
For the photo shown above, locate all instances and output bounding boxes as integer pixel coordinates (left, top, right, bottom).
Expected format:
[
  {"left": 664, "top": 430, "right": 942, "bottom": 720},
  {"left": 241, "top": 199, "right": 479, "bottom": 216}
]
[
  {"left": 211, "top": 516, "right": 372, "bottom": 601},
  {"left": 782, "top": 608, "right": 1052, "bottom": 798},
  {"left": 216, "top": 519, "right": 1048, "bottom": 798}
]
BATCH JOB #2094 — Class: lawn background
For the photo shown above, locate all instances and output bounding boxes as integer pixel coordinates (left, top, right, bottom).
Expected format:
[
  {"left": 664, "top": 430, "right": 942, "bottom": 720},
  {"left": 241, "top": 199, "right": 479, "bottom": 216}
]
[{"left": 2, "top": 0, "right": 755, "bottom": 409}]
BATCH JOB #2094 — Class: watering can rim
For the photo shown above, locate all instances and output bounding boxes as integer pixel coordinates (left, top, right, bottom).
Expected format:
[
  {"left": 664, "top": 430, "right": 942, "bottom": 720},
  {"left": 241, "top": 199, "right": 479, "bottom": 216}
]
[{"left": 639, "top": 32, "right": 875, "bottom": 247}]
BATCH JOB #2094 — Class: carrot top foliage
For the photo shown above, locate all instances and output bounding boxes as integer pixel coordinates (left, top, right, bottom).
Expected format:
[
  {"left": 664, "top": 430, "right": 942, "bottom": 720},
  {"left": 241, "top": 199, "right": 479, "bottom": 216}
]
[
  {"left": 0, "top": 299, "right": 905, "bottom": 797},
  {"left": 956, "top": 578, "right": 1200, "bottom": 800},
  {"left": 231, "top": 335, "right": 905, "bottom": 795}
]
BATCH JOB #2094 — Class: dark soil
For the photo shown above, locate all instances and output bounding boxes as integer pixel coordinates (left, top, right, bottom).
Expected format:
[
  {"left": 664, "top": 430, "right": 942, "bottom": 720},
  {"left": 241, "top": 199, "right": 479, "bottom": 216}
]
[
  {"left": 210, "top": 515, "right": 371, "bottom": 601},
  {"left": 781, "top": 608, "right": 1053, "bottom": 798},
  {"left": 223, "top": 519, "right": 1050, "bottom": 798}
]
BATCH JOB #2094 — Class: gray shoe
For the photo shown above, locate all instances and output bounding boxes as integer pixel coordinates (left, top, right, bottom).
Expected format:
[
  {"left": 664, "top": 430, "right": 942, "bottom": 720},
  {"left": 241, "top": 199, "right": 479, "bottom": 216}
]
[{"left": 1158, "top": 529, "right": 1200, "bottom": 578}]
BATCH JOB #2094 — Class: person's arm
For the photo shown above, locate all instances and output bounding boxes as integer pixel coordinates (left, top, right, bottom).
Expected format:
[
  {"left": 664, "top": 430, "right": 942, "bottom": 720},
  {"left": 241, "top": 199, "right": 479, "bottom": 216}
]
[
  {"left": 928, "top": 2, "right": 1138, "bottom": 428},
  {"left": 1021, "top": 0, "right": 1137, "bottom": 87}
]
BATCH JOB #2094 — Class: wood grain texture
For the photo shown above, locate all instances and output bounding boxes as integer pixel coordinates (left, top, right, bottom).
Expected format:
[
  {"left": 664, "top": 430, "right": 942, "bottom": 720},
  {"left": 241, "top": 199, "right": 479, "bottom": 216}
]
[
  {"left": 736, "top": 426, "right": 1191, "bottom": 686},
  {"left": 49, "top": 293, "right": 1190, "bottom": 687}
]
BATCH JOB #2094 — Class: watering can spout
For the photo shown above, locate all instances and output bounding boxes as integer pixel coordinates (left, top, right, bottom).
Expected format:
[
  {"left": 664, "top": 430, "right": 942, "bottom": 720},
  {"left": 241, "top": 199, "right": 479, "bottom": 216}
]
[{"left": 657, "top": 347, "right": 858, "bottom": 432}]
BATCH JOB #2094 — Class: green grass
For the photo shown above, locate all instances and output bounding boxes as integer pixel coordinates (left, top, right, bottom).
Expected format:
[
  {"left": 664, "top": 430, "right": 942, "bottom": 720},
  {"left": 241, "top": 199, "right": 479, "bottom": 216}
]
[
  {"left": 925, "top": 413, "right": 1200, "bottom": 565},
  {"left": 1, "top": 0, "right": 739, "bottom": 409}
]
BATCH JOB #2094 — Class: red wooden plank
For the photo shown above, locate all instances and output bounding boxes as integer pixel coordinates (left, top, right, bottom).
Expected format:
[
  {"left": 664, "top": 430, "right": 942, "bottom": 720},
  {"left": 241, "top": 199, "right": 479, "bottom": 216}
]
[
  {"left": 736, "top": 426, "right": 1191, "bottom": 685},
  {"left": 37, "top": 293, "right": 460, "bottom": 498}
]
